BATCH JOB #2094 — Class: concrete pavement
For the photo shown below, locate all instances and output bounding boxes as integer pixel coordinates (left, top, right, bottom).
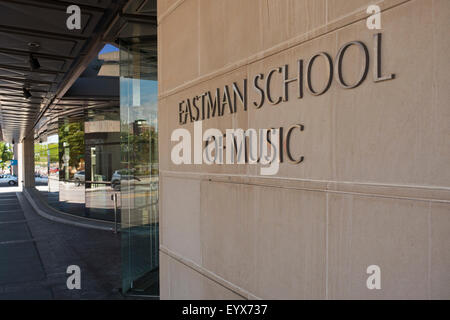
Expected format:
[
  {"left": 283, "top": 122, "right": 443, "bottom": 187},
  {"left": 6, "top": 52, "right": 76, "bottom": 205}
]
[{"left": 0, "top": 186, "right": 123, "bottom": 299}]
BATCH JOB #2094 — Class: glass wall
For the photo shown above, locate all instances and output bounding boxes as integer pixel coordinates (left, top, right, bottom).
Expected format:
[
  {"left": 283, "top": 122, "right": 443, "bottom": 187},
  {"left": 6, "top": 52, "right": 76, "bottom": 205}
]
[
  {"left": 34, "top": 105, "right": 121, "bottom": 222},
  {"left": 48, "top": 135, "right": 59, "bottom": 204},
  {"left": 85, "top": 106, "right": 121, "bottom": 221},
  {"left": 34, "top": 132, "right": 59, "bottom": 208},
  {"left": 34, "top": 140, "right": 49, "bottom": 187},
  {"left": 120, "top": 37, "right": 159, "bottom": 295},
  {"left": 58, "top": 117, "right": 86, "bottom": 214}
]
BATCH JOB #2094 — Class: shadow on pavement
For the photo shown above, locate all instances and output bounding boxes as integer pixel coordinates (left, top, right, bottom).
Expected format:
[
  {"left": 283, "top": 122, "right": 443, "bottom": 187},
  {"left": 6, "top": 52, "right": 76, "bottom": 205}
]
[{"left": 0, "top": 186, "right": 124, "bottom": 300}]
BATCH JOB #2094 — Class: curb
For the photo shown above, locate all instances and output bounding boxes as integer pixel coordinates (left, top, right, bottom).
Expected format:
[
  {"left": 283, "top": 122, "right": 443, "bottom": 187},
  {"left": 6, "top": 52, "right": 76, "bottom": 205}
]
[{"left": 20, "top": 188, "right": 116, "bottom": 232}]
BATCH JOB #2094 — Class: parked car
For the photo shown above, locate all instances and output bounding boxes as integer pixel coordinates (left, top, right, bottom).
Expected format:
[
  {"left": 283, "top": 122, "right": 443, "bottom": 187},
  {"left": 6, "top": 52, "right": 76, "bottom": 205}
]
[
  {"left": 111, "top": 169, "right": 141, "bottom": 190},
  {"left": 150, "top": 179, "right": 158, "bottom": 191},
  {"left": 35, "top": 174, "right": 48, "bottom": 185},
  {"left": 74, "top": 171, "right": 85, "bottom": 186},
  {"left": 0, "top": 174, "right": 18, "bottom": 186},
  {"left": 49, "top": 167, "right": 59, "bottom": 174}
]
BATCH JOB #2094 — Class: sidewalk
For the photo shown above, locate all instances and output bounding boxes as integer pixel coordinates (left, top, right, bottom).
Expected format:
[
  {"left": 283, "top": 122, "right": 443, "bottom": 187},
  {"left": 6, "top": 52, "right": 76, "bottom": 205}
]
[{"left": 0, "top": 186, "right": 123, "bottom": 299}]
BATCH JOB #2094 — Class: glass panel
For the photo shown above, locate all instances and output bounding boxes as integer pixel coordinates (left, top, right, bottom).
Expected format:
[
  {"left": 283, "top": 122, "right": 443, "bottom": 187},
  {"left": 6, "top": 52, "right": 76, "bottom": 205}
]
[
  {"left": 34, "top": 140, "right": 49, "bottom": 190},
  {"left": 34, "top": 133, "right": 58, "bottom": 204},
  {"left": 34, "top": 124, "right": 59, "bottom": 209},
  {"left": 48, "top": 134, "right": 59, "bottom": 205},
  {"left": 58, "top": 117, "right": 86, "bottom": 215},
  {"left": 120, "top": 38, "right": 159, "bottom": 296},
  {"left": 35, "top": 108, "right": 122, "bottom": 222},
  {"left": 85, "top": 106, "right": 121, "bottom": 222}
]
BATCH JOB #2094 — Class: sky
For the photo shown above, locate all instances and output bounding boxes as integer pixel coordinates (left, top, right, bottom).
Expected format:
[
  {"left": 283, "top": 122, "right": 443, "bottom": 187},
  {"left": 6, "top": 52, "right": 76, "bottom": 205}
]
[{"left": 99, "top": 44, "right": 119, "bottom": 55}]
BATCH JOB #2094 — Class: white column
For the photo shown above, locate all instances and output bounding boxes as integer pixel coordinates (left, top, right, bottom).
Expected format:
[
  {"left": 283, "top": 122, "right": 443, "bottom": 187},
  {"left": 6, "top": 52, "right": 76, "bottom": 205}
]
[{"left": 19, "top": 137, "right": 35, "bottom": 188}]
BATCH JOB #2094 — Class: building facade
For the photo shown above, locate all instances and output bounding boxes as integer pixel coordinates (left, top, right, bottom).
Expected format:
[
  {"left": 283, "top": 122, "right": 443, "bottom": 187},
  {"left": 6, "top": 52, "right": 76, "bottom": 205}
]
[
  {"left": 1, "top": 0, "right": 448, "bottom": 300},
  {"left": 157, "top": 0, "right": 450, "bottom": 299}
]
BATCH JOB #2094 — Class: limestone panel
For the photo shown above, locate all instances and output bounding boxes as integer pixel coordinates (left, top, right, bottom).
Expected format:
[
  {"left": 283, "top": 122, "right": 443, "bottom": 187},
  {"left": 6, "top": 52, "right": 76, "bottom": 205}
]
[
  {"left": 327, "top": 0, "right": 377, "bottom": 22},
  {"left": 161, "top": 252, "right": 244, "bottom": 299},
  {"left": 200, "top": 181, "right": 257, "bottom": 295},
  {"left": 161, "top": 176, "right": 202, "bottom": 265},
  {"left": 162, "top": 65, "right": 250, "bottom": 175},
  {"left": 160, "top": 0, "right": 199, "bottom": 93},
  {"left": 253, "top": 186, "right": 327, "bottom": 299},
  {"left": 158, "top": 0, "right": 180, "bottom": 17},
  {"left": 261, "top": 0, "right": 326, "bottom": 50},
  {"left": 198, "top": 0, "right": 262, "bottom": 76},
  {"left": 430, "top": 202, "right": 450, "bottom": 299},
  {"left": 328, "top": 193, "right": 429, "bottom": 299},
  {"left": 201, "top": 180, "right": 327, "bottom": 299},
  {"left": 429, "top": 0, "right": 450, "bottom": 187},
  {"left": 333, "top": 0, "right": 449, "bottom": 187},
  {"left": 247, "top": 32, "right": 336, "bottom": 181}
]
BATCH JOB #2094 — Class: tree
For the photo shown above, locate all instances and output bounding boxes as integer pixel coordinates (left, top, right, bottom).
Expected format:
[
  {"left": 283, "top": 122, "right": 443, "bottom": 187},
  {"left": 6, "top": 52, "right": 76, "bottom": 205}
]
[
  {"left": 0, "top": 142, "right": 13, "bottom": 171},
  {"left": 58, "top": 122, "right": 85, "bottom": 178}
]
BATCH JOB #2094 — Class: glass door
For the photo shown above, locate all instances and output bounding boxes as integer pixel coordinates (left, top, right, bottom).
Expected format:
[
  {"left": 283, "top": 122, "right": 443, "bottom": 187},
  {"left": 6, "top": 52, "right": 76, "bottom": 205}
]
[{"left": 120, "top": 37, "right": 159, "bottom": 296}]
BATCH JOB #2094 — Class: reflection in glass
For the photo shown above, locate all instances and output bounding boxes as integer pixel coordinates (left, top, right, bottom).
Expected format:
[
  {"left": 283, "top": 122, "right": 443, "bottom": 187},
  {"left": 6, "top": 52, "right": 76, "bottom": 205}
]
[
  {"left": 34, "top": 106, "right": 123, "bottom": 222},
  {"left": 34, "top": 140, "right": 49, "bottom": 186},
  {"left": 58, "top": 118, "right": 86, "bottom": 214},
  {"left": 48, "top": 136, "right": 59, "bottom": 198},
  {"left": 120, "top": 38, "right": 159, "bottom": 296},
  {"left": 34, "top": 134, "right": 59, "bottom": 208},
  {"left": 85, "top": 106, "right": 121, "bottom": 221}
]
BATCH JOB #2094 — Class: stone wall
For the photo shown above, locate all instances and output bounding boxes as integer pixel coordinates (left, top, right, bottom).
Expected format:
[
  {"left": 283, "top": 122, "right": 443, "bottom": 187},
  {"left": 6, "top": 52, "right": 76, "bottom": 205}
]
[{"left": 157, "top": 0, "right": 450, "bottom": 299}]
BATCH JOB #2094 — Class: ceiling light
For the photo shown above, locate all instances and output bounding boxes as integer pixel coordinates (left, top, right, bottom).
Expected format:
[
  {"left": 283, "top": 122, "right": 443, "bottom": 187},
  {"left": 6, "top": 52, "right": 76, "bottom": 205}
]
[
  {"left": 23, "top": 87, "right": 32, "bottom": 99},
  {"left": 29, "top": 54, "right": 40, "bottom": 71},
  {"left": 28, "top": 42, "right": 40, "bottom": 50}
]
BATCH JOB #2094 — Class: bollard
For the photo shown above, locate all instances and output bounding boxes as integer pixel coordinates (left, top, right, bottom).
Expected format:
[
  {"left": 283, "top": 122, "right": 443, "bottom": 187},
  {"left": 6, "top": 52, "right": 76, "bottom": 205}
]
[{"left": 112, "top": 193, "right": 118, "bottom": 234}]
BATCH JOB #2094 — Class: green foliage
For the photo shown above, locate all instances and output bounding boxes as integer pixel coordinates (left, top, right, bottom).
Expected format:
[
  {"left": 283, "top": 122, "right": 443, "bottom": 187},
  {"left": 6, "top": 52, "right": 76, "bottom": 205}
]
[
  {"left": 120, "top": 122, "right": 158, "bottom": 176},
  {"left": 0, "top": 142, "right": 13, "bottom": 170},
  {"left": 48, "top": 143, "right": 58, "bottom": 163},
  {"left": 34, "top": 143, "right": 47, "bottom": 163},
  {"left": 59, "top": 122, "right": 85, "bottom": 169}
]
